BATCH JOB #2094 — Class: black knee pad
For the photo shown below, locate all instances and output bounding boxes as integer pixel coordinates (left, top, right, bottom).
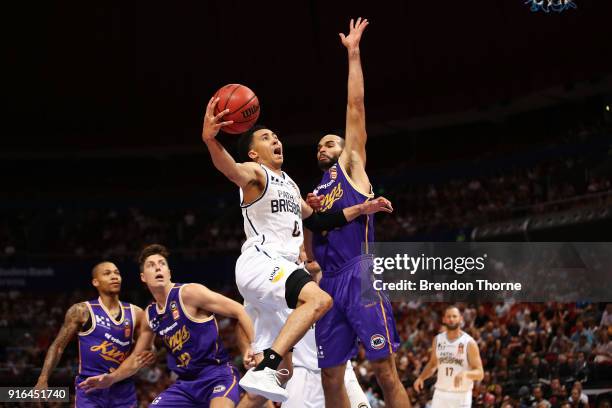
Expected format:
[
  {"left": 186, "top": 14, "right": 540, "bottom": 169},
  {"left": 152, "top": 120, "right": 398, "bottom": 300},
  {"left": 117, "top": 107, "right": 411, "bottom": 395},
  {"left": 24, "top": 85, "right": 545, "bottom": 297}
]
[{"left": 285, "top": 268, "right": 313, "bottom": 309}]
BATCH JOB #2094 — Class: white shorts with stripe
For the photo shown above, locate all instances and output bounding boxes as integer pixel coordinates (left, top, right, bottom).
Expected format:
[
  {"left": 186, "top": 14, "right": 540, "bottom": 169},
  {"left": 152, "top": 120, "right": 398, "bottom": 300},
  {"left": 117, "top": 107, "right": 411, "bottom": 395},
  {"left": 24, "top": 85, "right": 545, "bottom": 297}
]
[{"left": 236, "top": 245, "right": 302, "bottom": 354}]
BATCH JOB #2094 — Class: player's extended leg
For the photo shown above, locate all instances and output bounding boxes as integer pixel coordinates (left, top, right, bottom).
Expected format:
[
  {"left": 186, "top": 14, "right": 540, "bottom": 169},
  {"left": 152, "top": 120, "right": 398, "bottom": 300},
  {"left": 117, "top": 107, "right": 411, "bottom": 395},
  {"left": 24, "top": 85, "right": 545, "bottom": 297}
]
[
  {"left": 321, "top": 364, "right": 351, "bottom": 408},
  {"left": 270, "top": 280, "right": 332, "bottom": 355},
  {"left": 370, "top": 354, "right": 410, "bottom": 408},
  {"left": 241, "top": 272, "right": 331, "bottom": 402}
]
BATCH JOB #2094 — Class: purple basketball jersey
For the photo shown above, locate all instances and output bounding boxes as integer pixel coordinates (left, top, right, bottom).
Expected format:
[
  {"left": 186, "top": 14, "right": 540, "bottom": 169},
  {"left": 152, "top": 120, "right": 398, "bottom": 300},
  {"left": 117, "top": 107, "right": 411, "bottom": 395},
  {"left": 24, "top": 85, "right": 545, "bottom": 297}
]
[
  {"left": 78, "top": 299, "right": 135, "bottom": 377},
  {"left": 312, "top": 163, "right": 374, "bottom": 274},
  {"left": 146, "top": 283, "right": 231, "bottom": 380}
]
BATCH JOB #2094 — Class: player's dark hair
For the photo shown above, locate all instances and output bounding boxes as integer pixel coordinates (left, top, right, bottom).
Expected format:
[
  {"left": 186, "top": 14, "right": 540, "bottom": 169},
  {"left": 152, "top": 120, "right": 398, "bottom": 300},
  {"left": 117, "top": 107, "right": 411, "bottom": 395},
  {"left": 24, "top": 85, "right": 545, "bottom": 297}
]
[
  {"left": 91, "top": 261, "right": 113, "bottom": 278},
  {"left": 237, "top": 124, "right": 268, "bottom": 162},
  {"left": 138, "top": 244, "right": 170, "bottom": 272}
]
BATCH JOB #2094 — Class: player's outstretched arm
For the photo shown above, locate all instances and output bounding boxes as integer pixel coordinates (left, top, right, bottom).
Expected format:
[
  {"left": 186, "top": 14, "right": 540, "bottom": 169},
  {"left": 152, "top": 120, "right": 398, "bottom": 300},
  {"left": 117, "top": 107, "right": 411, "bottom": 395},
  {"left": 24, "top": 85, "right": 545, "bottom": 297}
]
[
  {"left": 302, "top": 196, "right": 393, "bottom": 232},
  {"left": 35, "top": 302, "right": 88, "bottom": 389},
  {"left": 181, "top": 283, "right": 255, "bottom": 349},
  {"left": 202, "top": 96, "right": 263, "bottom": 189},
  {"left": 454, "top": 341, "right": 484, "bottom": 388},
  {"left": 78, "top": 316, "right": 156, "bottom": 391},
  {"left": 414, "top": 337, "right": 439, "bottom": 392},
  {"left": 338, "top": 18, "right": 370, "bottom": 177}
]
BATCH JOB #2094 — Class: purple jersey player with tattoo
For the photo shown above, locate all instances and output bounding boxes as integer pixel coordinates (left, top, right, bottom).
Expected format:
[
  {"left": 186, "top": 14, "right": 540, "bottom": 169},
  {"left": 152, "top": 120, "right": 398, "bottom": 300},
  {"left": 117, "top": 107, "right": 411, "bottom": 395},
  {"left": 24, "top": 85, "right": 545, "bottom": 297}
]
[
  {"left": 306, "top": 18, "right": 411, "bottom": 408},
  {"left": 79, "top": 244, "right": 256, "bottom": 408},
  {"left": 35, "top": 261, "right": 154, "bottom": 408}
]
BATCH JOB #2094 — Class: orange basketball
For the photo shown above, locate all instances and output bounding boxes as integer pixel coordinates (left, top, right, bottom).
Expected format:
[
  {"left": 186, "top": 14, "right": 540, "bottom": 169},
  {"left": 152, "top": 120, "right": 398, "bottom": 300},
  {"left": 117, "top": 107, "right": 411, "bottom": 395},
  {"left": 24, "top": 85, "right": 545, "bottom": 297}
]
[{"left": 212, "top": 84, "right": 260, "bottom": 134}]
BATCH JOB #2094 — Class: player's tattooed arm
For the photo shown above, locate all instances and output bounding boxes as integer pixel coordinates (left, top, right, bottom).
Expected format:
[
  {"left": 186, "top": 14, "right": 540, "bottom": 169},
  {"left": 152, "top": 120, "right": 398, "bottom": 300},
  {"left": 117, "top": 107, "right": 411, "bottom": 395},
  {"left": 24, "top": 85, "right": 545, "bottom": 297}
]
[
  {"left": 35, "top": 302, "right": 88, "bottom": 388},
  {"left": 202, "top": 96, "right": 264, "bottom": 190}
]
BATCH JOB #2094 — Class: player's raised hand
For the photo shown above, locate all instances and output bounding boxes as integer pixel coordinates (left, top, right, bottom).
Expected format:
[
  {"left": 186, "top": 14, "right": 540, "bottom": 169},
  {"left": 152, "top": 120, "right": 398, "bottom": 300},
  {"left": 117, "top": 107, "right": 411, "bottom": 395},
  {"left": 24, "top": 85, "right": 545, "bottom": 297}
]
[
  {"left": 202, "top": 97, "right": 234, "bottom": 142},
  {"left": 413, "top": 377, "right": 424, "bottom": 392},
  {"left": 306, "top": 193, "right": 324, "bottom": 211},
  {"left": 360, "top": 196, "right": 393, "bottom": 215},
  {"left": 78, "top": 373, "right": 114, "bottom": 392},
  {"left": 339, "top": 17, "right": 369, "bottom": 50}
]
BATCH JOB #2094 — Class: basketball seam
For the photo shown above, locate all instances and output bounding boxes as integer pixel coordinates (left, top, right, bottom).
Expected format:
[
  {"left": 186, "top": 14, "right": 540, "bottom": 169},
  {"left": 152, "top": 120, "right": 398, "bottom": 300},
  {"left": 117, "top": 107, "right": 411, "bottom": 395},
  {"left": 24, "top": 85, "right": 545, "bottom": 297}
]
[{"left": 223, "top": 84, "right": 242, "bottom": 112}]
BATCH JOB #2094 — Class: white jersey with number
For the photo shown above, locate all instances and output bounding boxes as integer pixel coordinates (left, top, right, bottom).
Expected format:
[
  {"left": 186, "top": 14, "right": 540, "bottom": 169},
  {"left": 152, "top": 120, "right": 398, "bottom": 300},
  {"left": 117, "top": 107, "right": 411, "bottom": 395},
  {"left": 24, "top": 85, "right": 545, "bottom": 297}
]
[
  {"left": 240, "top": 164, "right": 303, "bottom": 263},
  {"left": 434, "top": 331, "right": 475, "bottom": 393}
]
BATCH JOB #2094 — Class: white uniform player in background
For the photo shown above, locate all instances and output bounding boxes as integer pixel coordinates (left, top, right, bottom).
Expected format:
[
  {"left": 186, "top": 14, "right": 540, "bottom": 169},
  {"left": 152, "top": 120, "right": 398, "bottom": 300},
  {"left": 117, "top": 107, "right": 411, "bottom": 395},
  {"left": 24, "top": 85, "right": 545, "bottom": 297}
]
[{"left": 414, "top": 306, "right": 484, "bottom": 408}]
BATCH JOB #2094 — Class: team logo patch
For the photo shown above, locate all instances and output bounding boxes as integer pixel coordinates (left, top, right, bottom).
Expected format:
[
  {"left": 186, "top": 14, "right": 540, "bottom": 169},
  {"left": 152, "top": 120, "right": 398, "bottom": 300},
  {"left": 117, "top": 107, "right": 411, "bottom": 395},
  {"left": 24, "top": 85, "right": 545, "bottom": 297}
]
[
  {"left": 151, "top": 396, "right": 162, "bottom": 405},
  {"left": 330, "top": 166, "right": 337, "bottom": 180},
  {"left": 457, "top": 343, "right": 464, "bottom": 355},
  {"left": 124, "top": 319, "right": 131, "bottom": 338},
  {"left": 149, "top": 317, "right": 160, "bottom": 331},
  {"left": 269, "top": 266, "right": 285, "bottom": 283},
  {"left": 170, "top": 301, "right": 180, "bottom": 320},
  {"left": 213, "top": 385, "right": 227, "bottom": 394},
  {"left": 370, "top": 334, "right": 386, "bottom": 350},
  {"left": 95, "top": 314, "right": 112, "bottom": 330}
]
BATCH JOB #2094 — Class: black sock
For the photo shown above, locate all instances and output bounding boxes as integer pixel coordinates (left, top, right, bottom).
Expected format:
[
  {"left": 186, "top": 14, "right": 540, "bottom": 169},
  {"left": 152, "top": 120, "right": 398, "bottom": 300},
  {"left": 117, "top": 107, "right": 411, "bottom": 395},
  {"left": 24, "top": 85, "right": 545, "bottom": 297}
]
[{"left": 254, "top": 348, "right": 282, "bottom": 371}]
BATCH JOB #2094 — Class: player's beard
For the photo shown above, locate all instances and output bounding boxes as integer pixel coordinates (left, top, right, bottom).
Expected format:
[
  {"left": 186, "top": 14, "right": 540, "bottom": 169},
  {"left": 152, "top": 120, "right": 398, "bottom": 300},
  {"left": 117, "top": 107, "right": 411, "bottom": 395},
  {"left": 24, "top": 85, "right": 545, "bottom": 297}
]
[
  {"left": 445, "top": 322, "right": 460, "bottom": 331},
  {"left": 318, "top": 154, "right": 338, "bottom": 171}
]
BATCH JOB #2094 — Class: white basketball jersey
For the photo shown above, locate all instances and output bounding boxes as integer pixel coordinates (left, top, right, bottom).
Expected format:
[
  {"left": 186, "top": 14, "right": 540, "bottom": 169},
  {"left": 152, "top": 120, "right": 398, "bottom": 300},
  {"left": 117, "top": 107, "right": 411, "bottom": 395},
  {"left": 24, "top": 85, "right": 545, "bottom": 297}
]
[
  {"left": 240, "top": 164, "right": 303, "bottom": 263},
  {"left": 434, "top": 331, "right": 475, "bottom": 392}
]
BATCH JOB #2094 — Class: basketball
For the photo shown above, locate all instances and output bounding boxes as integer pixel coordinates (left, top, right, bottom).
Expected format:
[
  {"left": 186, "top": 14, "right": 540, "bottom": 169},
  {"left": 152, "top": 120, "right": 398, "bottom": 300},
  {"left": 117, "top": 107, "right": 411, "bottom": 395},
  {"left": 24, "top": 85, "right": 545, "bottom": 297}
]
[{"left": 213, "top": 84, "right": 260, "bottom": 134}]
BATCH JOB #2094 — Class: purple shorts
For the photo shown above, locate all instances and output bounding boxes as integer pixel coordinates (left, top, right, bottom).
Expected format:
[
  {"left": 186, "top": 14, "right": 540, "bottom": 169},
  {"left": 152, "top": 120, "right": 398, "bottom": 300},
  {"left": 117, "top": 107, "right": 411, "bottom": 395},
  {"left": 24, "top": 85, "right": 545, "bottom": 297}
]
[
  {"left": 151, "top": 363, "right": 240, "bottom": 407},
  {"left": 75, "top": 376, "right": 136, "bottom": 408},
  {"left": 315, "top": 255, "right": 400, "bottom": 369}
]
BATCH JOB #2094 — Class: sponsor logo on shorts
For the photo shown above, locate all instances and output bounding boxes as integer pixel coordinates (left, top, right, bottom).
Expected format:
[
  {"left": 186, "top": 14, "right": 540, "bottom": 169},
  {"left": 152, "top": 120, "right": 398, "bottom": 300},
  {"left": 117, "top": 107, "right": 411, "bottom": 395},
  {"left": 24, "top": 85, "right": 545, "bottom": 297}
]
[
  {"left": 213, "top": 385, "right": 227, "bottom": 394},
  {"left": 370, "top": 334, "right": 386, "bottom": 350},
  {"left": 269, "top": 266, "right": 285, "bottom": 283}
]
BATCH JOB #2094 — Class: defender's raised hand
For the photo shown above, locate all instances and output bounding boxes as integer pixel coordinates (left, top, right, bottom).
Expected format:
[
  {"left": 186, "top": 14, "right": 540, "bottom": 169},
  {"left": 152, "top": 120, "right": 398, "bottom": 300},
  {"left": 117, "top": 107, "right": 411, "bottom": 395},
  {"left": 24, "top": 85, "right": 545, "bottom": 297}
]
[
  {"left": 360, "top": 196, "right": 393, "bottom": 215},
  {"left": 339, "top": 17, "right": 369, "bottom": 51}
]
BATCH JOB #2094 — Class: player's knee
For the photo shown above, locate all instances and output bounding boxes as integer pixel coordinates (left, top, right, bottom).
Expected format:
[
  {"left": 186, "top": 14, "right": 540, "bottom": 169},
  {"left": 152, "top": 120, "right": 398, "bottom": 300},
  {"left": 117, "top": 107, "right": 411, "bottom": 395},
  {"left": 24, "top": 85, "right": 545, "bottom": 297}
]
[
  {"left": 315, "top": 291, "right": 333, "bottom": 316},
  {"left": 284, "top": 269, "right": 313, "bottom": 309}
]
